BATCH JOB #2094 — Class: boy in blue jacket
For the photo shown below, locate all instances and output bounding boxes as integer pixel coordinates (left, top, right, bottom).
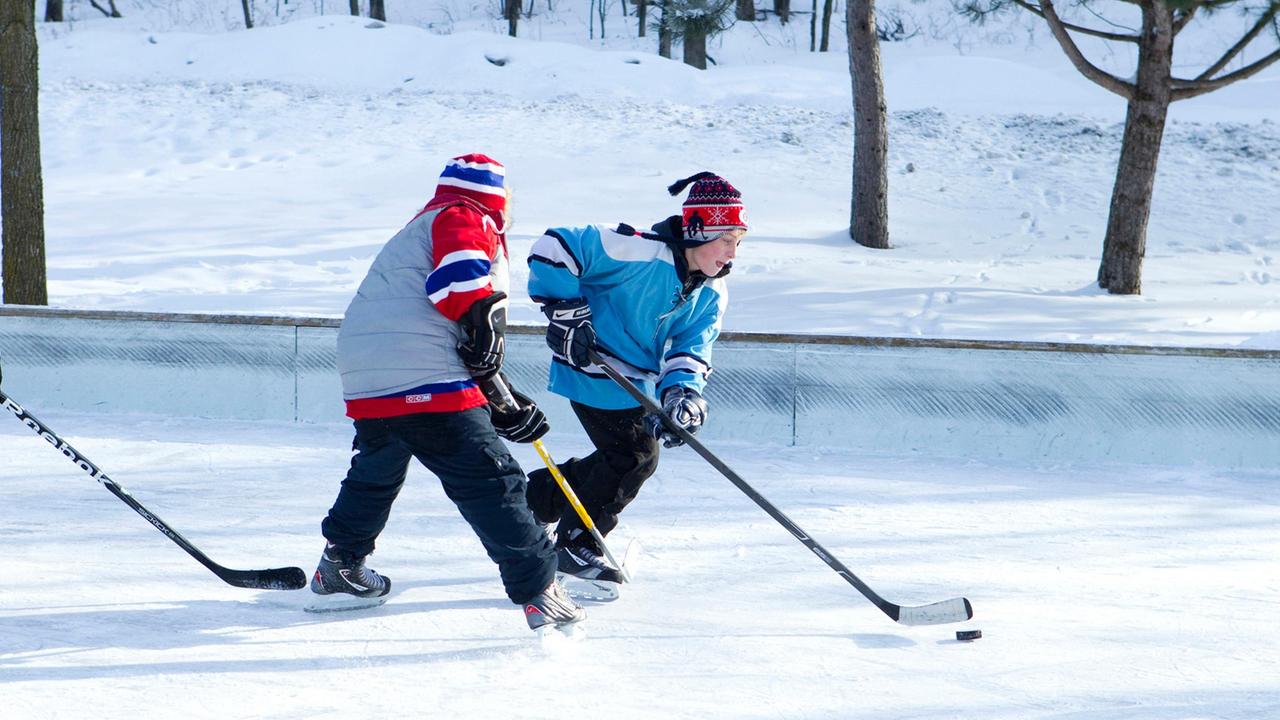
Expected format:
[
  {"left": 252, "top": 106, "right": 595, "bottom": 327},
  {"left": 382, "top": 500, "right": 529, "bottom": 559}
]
[{"left": 525, "top": 172, "right": 747, "bottom": 589}]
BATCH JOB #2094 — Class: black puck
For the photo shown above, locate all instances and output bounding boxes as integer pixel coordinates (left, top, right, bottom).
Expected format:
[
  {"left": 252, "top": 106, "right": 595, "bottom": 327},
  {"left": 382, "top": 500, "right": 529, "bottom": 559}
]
[{"left": 955, "top": 629, "right": 982, "bottom": 641}]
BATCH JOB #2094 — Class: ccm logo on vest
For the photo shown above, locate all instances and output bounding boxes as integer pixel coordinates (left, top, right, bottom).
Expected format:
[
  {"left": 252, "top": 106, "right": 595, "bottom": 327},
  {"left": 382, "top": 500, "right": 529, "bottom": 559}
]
[{"left": 405, "top": 393, "right": 432, "bottom": 404}]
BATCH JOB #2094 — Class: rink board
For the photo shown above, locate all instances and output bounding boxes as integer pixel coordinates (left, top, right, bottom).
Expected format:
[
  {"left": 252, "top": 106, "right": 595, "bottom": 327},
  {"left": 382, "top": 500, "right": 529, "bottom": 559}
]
[{"left": 2, "top": 307, "right": 1277, "bottom": 468}]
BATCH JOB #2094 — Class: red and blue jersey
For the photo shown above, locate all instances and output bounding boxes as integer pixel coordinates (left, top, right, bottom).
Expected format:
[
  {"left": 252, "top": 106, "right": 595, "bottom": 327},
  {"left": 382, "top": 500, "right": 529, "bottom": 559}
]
[{"left": 338, "top": 189, "right": 510, "bottom": 419}]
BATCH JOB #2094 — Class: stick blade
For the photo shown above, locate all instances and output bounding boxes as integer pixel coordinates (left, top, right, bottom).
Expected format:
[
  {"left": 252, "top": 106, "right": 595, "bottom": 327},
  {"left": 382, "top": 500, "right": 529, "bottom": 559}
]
[
  {"left": 217, "top": 566, "right": 309, "bottom": 591},
  {"left": 894, "top": 597, "right": 973, "bottom": 626}
]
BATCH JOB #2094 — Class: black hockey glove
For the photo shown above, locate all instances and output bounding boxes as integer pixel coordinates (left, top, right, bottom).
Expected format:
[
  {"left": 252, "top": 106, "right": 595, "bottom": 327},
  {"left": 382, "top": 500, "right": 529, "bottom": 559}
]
[
  {"left": 644, "top": 386, "right": 708, "bottom": 449},
  {"left": 543, "top": 297, "right": 596, "bottom": 369},
  {"left": 476, "top": 372, "right": 550, "bottom": 444},
  {"left": 457, "top": 291, "right": 508, "bottom": 378},
  {"left": 489, "top": 388, "right": 550, "bottom": 444}
]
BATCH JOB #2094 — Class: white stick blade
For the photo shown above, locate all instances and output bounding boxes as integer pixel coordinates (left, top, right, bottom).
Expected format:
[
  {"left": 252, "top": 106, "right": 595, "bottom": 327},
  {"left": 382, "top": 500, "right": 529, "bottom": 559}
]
[{"left": 895, "top": 597, "right": 973, "bottom": 626}]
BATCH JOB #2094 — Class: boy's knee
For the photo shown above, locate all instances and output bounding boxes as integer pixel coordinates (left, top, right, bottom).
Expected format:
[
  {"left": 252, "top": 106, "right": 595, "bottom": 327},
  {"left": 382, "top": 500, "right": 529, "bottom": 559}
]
[{"left": 525, "top": 467, "right": 566, "bottom": 524}]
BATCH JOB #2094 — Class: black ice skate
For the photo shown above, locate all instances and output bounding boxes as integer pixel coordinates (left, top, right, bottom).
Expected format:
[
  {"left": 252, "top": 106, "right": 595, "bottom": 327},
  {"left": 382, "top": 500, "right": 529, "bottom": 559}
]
[
  {"left": 304, "top": 543, "right": 392, "bottom": 613},
  {"left": 523, "top": 578, "right": 587, "bottom": 637},
  {"left": 556, "top": 530, "right": 625, "bottom": 602}
]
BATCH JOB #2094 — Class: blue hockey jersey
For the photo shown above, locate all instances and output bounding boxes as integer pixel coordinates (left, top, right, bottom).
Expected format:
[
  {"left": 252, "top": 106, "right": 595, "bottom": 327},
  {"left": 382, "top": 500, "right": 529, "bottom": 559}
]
[{"left": 527, "top": 224, "right": 727, "bottom": 410}]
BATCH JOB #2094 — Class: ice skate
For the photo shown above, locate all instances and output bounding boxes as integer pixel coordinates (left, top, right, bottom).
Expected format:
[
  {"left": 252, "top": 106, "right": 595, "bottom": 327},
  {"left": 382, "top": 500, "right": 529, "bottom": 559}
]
[
  {"left": 524, "top": 578, "right": 587, "bottom": 639},
  {"left": 556, "top": 529, "right": 626, "bottom": 602},
  {"left": 304, "top": 543, "right": 392, "bottom": 613}
]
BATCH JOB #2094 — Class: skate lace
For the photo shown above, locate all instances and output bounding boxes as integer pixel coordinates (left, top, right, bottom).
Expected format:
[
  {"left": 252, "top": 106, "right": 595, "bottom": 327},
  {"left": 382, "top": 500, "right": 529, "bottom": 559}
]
[
  {"left": 528, "top": 580, "right": 584, "bottom": 625},
  {"left": 571, "top": 542, "right": 614, "bottom": 571},
  {"left": 351, "top": 565, "right": 387, "bottom": 591},
  {"left": 323, "top": 550, "right": 386, "bottom": 592}
]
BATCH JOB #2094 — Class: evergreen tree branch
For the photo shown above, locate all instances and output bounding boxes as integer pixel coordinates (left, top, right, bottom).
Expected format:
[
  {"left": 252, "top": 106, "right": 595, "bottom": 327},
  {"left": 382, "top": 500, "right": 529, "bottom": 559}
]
[
  {"left": 1173, "top": 44, "right": 1280, "bottom": 100},
  {"left": 1172, "top": 5, "right": 1198, "bottom": 36},
  {"left": 1038, "top": 0, "right": 1135, "bottom": 98},
  {"left": 1010, "top": 0, "right": 1139, "bottom": 42},
  {"left": 1194, "top": 2, "right": 1279, "bottom": 80}
]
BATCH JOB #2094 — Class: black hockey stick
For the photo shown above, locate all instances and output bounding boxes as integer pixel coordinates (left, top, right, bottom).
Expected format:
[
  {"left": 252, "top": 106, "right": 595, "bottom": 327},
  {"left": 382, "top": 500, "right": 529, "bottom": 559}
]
[
  {"left": 0, "top": 362, "right": 307, "bottom": 591},
  {"left": 588, "top": 349, "right": 973, "bottom": 626}
]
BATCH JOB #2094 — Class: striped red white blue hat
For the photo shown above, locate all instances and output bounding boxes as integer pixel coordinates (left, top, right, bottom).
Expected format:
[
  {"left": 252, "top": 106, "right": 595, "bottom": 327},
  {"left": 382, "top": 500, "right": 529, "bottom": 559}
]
[{"left": 436, "top": 154, "right": 507, "bottom": 215}]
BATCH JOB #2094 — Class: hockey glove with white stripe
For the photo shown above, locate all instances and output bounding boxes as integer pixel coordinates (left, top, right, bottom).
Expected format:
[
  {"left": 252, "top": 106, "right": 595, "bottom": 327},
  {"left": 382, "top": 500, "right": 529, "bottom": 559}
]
[
  {"left": 543, "top": 297, "right": 596, "bottom": 368},
  {"left": 644, "top": 386, "right": 708, "bottom": 449},
  {"left": 457, "top": 291, "right": 507, "bottom": 378}
]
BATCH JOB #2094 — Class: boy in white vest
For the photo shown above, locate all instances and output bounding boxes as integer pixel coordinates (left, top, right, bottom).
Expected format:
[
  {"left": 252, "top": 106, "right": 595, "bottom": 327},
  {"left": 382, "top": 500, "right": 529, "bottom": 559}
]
[{"left": 311, "top": 154, "right": 584, "bottom": 633}]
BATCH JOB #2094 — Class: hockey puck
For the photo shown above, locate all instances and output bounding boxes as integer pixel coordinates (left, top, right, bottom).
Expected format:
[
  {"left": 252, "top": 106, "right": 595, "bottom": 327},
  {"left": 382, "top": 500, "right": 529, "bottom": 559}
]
[{"left": 955, "top": 630, "right": 982, "bottom": 641}]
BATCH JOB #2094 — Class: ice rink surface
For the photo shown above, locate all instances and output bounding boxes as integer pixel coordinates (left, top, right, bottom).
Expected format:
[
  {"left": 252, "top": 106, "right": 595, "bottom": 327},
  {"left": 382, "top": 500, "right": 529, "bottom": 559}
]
[{"left": 2, "top": 412, "right": 1276, "bottom": 719}]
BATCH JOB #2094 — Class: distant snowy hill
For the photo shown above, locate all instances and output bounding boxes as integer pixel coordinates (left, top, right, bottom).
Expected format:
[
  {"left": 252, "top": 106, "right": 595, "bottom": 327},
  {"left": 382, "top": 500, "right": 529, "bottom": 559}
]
[{"left": 21, "top": 0, "right": 1280, "bottom": 347}]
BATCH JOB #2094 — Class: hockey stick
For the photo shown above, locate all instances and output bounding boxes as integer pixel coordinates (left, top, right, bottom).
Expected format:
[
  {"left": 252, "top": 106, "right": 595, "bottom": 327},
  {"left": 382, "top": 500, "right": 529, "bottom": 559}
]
[
  {"left": 531, "top": 439, "right": 632, "bottom": 582},
  {"left": 481, "top": 373, "right": 631, "bottom": 581},
  {"left": 588, "top": 349, "right": 973, "bottom": 626},
  {"left": 0, "top": 362, "right": 307, "bottom": 591}
]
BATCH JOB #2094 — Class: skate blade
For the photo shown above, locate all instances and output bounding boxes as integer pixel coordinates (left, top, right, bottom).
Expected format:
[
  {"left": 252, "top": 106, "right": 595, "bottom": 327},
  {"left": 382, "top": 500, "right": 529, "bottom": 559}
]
[
  {"left": 303, "top": 593, "right": 389, "bottom": 614},
  {"left": 537, "top": 619, "right": 587, "bottom": 646},
  {"left": 558, "top": 574, "right": 620, "bottom": 603},
  {"left": 619, "top": 539, "right": 642, "bottom": 581}
]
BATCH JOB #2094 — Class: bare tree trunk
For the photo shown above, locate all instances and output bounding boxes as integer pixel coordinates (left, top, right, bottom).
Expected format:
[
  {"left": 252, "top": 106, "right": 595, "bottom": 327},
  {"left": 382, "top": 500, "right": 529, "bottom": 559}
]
[
  {"left": 45, "top": 0, "right": 64, "bottom": 22},
  {"left": 350, "top": 0, "right": 360, "bottom": 15},
  {"left": 658, "top": 1, "right": 672, "bottom": 58},
  {"left": 1097, "top": 3, "right": 1174, "bottom": 295},
  {"left": 370, "top": 0, "right": 386, "bottom": 21},
  {"left": 736, "top": 0, "right": 755, "bottom": 22},
  {"left": 848, "top": 0, "right": 889, "bottom": 249},
  {"left": 1, "top": 0, "right": 49, "bottom": 305},
  {"left": 683, "top": 29, "right": 708, "bottom": 69},
  {"left": 774, "top": 0, "right": 790, "bottom": 24},
  {"left": 506, "top": 0, "right": 520, "bottom": 36},
  {"left": 819, "top": 0, "right": 833, "bottom": 51},
  {"left": 810, "top": 0, "right": 817, "bottom": 51},
  {"left": 240, "top": 0, "right": 253, "bottom": 28},
  {"left": 637, "top": 0, "right": 647, "bottom": 37}
]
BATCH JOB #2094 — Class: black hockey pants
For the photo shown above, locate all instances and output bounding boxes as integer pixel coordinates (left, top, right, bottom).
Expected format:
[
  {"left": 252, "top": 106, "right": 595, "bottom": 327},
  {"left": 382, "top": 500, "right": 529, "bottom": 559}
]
[
  {"left": 320, "top": 407, "right": 556, "bottom": 604},
  {"left": 525, "top": 401, "right": 660, "bottom": 542}
]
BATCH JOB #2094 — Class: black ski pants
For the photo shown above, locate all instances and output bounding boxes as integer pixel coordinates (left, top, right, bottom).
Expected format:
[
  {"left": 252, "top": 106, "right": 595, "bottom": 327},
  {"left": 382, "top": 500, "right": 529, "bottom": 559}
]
[
  {"left": 321, "top": 407, "right": 556, "bottom": 604},
  {"left": 526, "top": 401, "right": 660, "bottom": 542}
]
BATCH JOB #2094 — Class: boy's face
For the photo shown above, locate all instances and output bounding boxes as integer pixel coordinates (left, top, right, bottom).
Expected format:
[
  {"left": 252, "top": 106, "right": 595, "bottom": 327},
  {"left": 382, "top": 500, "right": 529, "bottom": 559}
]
[{"left": 686, "top": 229, "right": 745, "bottom": 276}]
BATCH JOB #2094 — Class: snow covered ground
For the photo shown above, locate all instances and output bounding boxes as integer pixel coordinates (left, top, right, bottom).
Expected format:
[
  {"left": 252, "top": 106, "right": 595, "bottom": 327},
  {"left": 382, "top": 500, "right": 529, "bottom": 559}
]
[
  {"left": 2, "top": 412, "right": 1278, "bottom": 719},
  {"left": 24, "top": 1, "right": 1280, "bottom": 348}
]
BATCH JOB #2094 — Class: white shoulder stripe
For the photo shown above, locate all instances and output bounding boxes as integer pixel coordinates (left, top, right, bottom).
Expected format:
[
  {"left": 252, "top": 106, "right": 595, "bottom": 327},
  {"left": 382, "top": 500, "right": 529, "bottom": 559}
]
[
  {"left": 437, "top": 249, "right": 492, "bottom": 266},
  {"left": 599, "top": 227, "right": 673, "bottom": 265},
  {"left": 661, "top": 355, "right": 711, "bottom": 379},
  {"left": 531, "top": 233, "right": 581, "bottom": 277}
]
